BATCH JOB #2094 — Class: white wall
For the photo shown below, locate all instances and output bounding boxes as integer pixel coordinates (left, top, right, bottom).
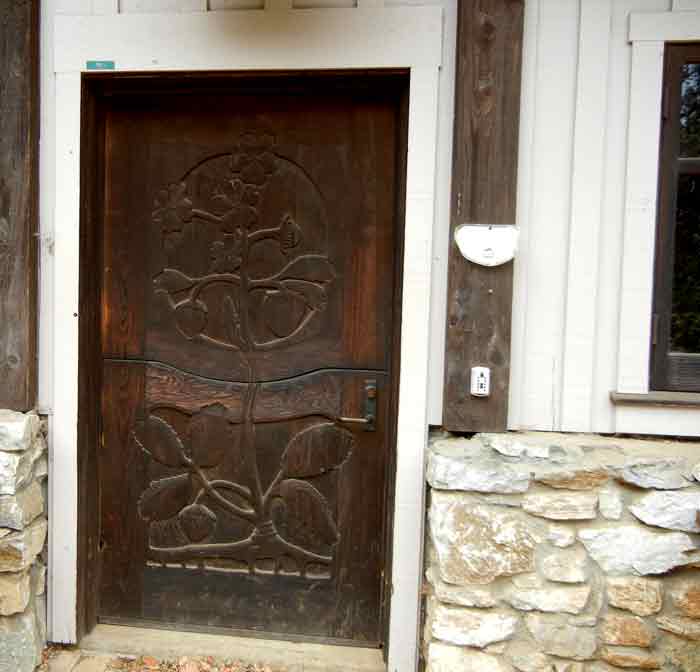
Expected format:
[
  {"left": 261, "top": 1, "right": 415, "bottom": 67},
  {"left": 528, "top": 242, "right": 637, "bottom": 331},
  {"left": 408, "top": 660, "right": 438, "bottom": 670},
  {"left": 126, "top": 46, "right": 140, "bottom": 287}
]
[{"left": 509, "top": 0, "right": 700, "bottom": 437}]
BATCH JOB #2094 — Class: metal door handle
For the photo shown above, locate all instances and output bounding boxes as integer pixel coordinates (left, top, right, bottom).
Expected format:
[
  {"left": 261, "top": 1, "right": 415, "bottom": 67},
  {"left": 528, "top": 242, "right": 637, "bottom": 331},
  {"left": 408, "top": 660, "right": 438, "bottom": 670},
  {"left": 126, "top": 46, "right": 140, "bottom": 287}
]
[
  {"left": 338, "top": 414, "right": 375, "bottom": 426},
  {"left": 337, "top": 380, "right": 377, "bottom": 432}
]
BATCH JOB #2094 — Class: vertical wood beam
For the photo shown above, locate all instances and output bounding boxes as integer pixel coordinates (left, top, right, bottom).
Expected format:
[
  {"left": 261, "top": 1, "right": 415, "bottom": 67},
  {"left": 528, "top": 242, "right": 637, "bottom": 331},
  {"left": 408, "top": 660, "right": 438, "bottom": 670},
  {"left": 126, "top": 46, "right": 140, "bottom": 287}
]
[
  {"left": 443, "top": 0, "right": 524, "bottom": 432},
  {"left": 0, "top": 1, "right": 39, "bottom": 412}
]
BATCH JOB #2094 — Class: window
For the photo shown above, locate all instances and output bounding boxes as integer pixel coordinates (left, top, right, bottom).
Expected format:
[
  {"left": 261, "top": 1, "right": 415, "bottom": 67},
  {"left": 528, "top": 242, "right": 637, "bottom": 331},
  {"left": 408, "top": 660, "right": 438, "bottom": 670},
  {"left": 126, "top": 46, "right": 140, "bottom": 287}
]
[{"left": 651, "top": 44, "right": 700, "bottom": 392}]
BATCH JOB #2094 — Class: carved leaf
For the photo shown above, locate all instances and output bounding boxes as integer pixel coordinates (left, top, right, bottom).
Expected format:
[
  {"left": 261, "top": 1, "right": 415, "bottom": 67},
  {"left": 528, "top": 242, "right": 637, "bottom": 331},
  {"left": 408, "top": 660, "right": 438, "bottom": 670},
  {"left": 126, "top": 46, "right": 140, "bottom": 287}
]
[
  {"left": 274, "top": 479, "right": 339, "bottom": 549},
  {"left": 187, "top": 404, "right": 231, "bottom": 468},
  {"left": 153, "top": 268, "right": 195, "bottom": 294},
  {"left": 281, "top": 423, "right": 354, "bottom": 478},
  {"left": 133, "top": 415, "right": 186, "bottom": 468},
  {"left": 139, "top": 474, "right": 192, "bottom": 522},
  {"left": 179, "top": 503, "right": 217, "bottom": 543},
  {"left": 174, "top": 300, "right": 208, "bottom": 339},
  {"left": 277, "top": 256, "right": 336, "bottom": 284},
  {"left": 282, "top": 280, "right": 327, "bottom": 312}
]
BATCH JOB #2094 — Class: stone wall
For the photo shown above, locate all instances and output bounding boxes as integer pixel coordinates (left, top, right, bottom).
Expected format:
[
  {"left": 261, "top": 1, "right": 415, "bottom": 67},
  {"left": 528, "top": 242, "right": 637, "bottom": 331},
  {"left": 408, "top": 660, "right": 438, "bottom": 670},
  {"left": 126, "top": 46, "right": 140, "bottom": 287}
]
[
  {"left": 424, "top": 431, "right": 700, "bottom": 672},
  {"left": 0, "top": 411, "right": 48, "bottom": 672}
]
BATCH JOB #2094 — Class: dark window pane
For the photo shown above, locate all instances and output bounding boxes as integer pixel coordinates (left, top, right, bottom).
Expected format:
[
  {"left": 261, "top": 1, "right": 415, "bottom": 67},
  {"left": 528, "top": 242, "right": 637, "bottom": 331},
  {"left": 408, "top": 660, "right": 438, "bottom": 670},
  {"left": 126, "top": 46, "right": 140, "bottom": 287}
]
[
  {"left": 670, "top": 173, "right": 700, "bottom": 353},
  {"left": 680, "top": 63, "right": 700, "bottom": 158}
]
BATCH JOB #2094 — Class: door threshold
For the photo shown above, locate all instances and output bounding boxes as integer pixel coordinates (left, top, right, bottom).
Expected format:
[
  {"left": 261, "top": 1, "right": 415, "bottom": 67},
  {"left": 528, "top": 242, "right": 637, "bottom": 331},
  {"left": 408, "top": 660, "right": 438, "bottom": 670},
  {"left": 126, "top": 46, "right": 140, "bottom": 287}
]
[{"left": 80, "top": 624, "right": 386, "bottom": 672}]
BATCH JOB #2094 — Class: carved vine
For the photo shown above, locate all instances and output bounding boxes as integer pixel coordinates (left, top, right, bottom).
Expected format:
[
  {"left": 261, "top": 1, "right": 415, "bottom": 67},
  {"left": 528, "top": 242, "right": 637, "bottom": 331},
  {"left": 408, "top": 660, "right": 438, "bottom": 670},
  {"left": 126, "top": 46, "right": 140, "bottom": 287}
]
[{"left": 133, "top": 133, "right": 351, "bottom": 578}]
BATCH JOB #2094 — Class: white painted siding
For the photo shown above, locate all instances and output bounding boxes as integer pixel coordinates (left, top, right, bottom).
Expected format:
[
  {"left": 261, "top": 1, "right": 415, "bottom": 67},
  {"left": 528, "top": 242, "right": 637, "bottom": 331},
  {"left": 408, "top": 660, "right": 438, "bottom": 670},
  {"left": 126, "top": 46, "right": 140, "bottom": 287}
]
[{"left": 509, "top": 0, "right": 700, "bottom": 437}]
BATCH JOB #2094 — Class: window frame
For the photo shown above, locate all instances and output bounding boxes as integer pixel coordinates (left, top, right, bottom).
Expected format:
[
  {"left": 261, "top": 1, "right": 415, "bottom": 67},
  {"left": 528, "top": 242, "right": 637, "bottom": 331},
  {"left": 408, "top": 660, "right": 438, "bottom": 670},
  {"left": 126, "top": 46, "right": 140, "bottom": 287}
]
[{"left": 651, "top": 43, "right": 700, "bottom": 392}]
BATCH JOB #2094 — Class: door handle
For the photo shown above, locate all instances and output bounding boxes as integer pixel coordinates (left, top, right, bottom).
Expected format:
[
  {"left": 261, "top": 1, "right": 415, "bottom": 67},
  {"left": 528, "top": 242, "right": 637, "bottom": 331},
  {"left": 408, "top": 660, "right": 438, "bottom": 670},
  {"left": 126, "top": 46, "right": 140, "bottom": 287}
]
[{"left": 338, "top": 380, "right": 377, "bottom": 432}]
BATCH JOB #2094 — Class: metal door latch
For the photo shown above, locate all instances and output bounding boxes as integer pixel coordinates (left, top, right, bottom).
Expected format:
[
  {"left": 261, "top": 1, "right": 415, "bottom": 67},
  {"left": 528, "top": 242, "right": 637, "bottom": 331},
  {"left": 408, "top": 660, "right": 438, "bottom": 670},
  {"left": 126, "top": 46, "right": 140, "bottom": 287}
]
[{"left": 338, "top": 379, "right": 377, "bottom": 431}]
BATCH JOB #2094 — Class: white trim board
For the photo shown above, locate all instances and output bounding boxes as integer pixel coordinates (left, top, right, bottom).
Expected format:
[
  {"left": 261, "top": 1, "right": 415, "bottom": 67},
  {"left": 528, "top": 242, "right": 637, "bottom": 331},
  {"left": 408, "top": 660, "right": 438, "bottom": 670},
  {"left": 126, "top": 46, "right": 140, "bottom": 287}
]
[
  {"left": 50, "top": 8, "right": 443, "bottom": 672},
  {"left": 614, "top": 10, "right": 700, "bottom": 437},
  {"left": 630, "top": 10, "right": 700, "bottom": 40}
]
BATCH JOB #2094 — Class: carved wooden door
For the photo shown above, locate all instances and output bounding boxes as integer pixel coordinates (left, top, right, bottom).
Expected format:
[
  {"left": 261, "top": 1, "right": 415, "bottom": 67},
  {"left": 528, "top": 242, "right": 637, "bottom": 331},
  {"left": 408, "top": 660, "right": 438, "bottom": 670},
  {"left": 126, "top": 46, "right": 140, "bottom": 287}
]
[{"left": 96, "top": 75, "right": 405, "bottom": 646}]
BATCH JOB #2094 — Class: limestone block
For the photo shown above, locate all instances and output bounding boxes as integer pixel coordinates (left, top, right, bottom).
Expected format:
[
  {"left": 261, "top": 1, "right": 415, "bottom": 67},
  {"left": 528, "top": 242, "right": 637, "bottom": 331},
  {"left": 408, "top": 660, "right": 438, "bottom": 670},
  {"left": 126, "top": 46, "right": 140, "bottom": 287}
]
[
  {"left": 553, "top": 664, "right": 583, "bottom": 672},
  {"left": 525, "top": 613, "right": 597, "bottom": 660},
  {"left": 47, "top": 650, "right": 82, "bottom": 672},
  {"left": 427, "top": 642, "right": 511, "bottom": 672},
  {"left": 535, "top": 467, "right": 608, "bottom": 491},
  {"left": 428, "top": 600, "right": 518, "bottom": 648},
  {"left": 600, "top": 647, "right": 660, "bottom": 669},
  {"left": 522, "top": 493, "right": 598, "bottom": 521},
  {"left": 0, "top": 569, "right": 31, "bottom": 616},
  {"left": 671, "top": 581, "right": 700, "bottom": 619},
  {"left": 0, "top": 518, "right": 47, "bottom": 572},
  {"left": 548, "top": 525, "right": 576, "bottom": 548},
  {"left": 427, "top": 450, "right": 530, "bottom": 494},
  {"left": 540, "top": 547, "right": 589, "bottom": 584},
  {"left": 612, "top": 458, "right": 692, "bottom": 490},
  {"left": 0, "top": 411, "right": 40, "bottom": 453},
  {"left": 665, "top": 638, "right": 700, "bottom": 672},
  {"left": 506, "top": 583, "right": 590, "bottom": 615},
  {"left": 429, "top": 492, "right": 544, "bottom": 585},
  {"left": 629, "top": 491, "right": 700, "bottom": 533},
  {"left": 479, "top": 433, "right": 547, "bottom": 458},
  {"left": 578, "top": 526, "right": 699, "bottom": 575},
  {"left": 599, "top": 486, "right": 623, "bottom": 521},
  {"left": 0, "top": 605, "right": 44, "bottom": 672},
  {"left": 657, "top": 615, "right": 700, "bottom": 641},
  {"left": 0, "top": 481, "right": 43, "bottom": 530},
  {"left": 600, "top": 614, "right": 654, "bottom": 648},
  {"left": 506, "top": 643, "right": 551, "bottom": 672},
  {"left": 0, "top": 437, "right": 45, "bottom": 496},
  {"left": 425, "top": 567, "right": 498, "bottom": 608},
  {"left": 33, "top": 454, "right": 48, "bottom": 482},
  {"left": 32, "top": 562, "right": 46, "bottom": 597},
  {"left": 606, "top": 577, "right": 663, "bottom": 616}
]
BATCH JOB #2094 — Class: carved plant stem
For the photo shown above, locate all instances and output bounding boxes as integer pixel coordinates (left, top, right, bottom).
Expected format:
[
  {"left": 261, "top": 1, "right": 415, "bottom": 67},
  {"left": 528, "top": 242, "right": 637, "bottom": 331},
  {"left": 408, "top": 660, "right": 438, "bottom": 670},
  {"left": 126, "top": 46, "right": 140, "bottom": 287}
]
[{"left": 185, "top": 457, "right": 256, "bottom": 524}]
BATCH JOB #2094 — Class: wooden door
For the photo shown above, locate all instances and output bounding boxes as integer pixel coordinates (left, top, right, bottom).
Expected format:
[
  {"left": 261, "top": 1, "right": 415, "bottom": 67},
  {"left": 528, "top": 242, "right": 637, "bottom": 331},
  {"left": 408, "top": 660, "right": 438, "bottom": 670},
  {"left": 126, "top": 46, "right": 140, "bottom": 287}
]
[{"left": 93, "top": 74, "right": 405, "bottom": 646}]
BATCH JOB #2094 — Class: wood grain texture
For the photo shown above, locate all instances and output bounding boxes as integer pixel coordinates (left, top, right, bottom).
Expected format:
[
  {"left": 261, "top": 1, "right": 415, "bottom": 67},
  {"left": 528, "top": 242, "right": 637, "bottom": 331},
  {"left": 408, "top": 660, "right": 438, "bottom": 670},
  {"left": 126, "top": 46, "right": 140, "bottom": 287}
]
[
  {"left": 0, "top": 0, "right": 39, "bottom": 411},
  {"left": 89, "top": 73, "right": 407, "bottom": 645},
  {"left": 443, "top": 0, "right": 525, "bottom": 432}
]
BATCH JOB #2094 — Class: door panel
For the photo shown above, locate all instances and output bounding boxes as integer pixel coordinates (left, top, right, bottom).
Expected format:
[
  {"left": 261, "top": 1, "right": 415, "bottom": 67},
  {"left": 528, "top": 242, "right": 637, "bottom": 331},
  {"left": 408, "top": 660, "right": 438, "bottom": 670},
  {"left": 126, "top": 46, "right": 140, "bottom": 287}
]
[{"left": 96, "top": 75, "right": 404, "bottom": 645}]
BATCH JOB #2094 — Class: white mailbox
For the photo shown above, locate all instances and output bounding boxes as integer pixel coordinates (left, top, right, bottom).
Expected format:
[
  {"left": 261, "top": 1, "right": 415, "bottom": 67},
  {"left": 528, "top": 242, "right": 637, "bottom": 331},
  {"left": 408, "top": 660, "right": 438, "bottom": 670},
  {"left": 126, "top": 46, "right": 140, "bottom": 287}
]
[{"left": 454, "top": 224, "right": 519, "bottom": 267}]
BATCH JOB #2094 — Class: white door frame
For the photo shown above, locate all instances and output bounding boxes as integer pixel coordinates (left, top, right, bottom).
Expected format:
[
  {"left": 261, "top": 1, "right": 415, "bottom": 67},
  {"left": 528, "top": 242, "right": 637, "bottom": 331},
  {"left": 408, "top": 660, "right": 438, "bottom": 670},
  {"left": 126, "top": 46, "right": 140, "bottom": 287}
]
[{"left": 49, "top": 7, "right": 442, "bottom": 672}]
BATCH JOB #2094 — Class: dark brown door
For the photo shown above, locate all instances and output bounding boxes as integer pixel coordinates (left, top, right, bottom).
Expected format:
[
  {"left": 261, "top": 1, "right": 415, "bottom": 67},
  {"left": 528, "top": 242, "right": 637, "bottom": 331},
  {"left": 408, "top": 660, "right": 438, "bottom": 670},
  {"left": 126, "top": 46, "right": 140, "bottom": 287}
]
[{"left": 94, "top": 74, "right": 405, "bottom": 646}]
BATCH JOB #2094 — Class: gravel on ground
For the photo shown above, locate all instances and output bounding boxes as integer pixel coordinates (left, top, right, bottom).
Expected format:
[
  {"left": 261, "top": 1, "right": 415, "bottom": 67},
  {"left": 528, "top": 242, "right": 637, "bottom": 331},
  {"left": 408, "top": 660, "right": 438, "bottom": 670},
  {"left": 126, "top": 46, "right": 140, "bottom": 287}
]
[{"left": 39, "top": 645, "right": 285, "bottom": 672}]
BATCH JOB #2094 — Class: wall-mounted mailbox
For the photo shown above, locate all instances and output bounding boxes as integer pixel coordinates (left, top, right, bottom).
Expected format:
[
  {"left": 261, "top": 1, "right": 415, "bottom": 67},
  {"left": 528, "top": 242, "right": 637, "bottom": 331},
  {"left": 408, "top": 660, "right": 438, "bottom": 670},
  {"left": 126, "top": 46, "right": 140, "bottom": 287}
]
[{"left": 454, "top": 224, "right": 519, "bottom": 267}]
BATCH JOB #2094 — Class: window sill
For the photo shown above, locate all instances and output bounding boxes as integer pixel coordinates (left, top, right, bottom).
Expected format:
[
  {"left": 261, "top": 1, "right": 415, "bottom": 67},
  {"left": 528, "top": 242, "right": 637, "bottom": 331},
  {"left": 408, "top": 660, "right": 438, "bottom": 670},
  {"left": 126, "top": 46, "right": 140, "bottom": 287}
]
[{"left": 610, "top": 391, "right": 700, "bottom": 408}]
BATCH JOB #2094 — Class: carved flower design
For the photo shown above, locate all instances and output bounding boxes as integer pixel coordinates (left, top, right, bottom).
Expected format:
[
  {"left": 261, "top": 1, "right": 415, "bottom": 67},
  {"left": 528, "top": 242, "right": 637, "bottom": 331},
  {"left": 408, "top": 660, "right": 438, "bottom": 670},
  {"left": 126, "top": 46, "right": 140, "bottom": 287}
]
[
  {"left": 210, "top": 233, "right": 244, "bottom": 273},
  {"left": 230, "top": 133, "right": 277, "bottom": 186},
  {"left": 153, "top": 182, "right": 193, "bottom": 231}
]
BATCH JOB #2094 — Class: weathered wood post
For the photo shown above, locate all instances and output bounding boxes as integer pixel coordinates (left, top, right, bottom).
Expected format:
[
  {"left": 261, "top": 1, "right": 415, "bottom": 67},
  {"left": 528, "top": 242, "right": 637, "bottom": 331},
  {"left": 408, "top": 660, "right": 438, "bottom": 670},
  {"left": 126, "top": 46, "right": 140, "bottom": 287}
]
[
  {"left": 443, "top": 0, "right": 525, "bottom": 432},
  {"left": 0, "top": 0, "right": 39, "bottom": 411}
]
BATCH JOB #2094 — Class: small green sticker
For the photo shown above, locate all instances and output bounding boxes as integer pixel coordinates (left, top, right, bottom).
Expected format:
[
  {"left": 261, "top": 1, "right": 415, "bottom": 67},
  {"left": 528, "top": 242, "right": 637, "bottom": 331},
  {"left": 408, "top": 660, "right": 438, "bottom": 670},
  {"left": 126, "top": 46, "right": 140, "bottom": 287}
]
[{"left": 86, "top": 60, "right": 115, "bottom": 71}]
